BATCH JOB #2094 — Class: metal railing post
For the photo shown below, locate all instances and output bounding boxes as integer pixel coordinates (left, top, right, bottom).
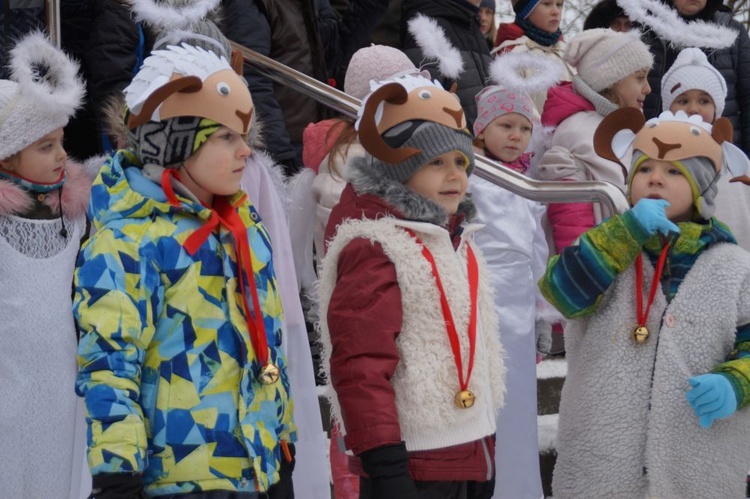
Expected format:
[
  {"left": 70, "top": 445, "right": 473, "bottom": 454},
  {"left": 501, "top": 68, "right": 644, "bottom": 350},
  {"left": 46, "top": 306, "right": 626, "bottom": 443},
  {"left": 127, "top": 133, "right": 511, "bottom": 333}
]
[{"left": 45, "top": 0, "right": 61, "bottom": 48}]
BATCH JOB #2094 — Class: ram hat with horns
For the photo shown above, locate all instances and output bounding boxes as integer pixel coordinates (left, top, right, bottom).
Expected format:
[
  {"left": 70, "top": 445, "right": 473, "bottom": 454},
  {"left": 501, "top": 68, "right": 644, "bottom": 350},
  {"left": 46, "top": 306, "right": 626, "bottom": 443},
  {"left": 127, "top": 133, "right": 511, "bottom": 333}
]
[
  {"left": 594, "top": 109, "right": 750, "bottom": 219},
  {"left": 124, "top": 43, "right": 253, "bottom": 169},
  {"left": 354, "top": 74, "right": 474, "bottom": 183}
]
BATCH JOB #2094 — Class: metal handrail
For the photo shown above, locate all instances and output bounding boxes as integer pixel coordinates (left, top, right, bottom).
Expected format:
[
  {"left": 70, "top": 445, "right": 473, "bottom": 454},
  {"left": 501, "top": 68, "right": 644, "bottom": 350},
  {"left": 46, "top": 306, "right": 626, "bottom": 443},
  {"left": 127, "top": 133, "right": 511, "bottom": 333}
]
[
  {"left": 243, "top": 42, "right": 632, "bottom": 215},
  {"left": 46, "top": 0, "right": 61, "bottom": 48}
]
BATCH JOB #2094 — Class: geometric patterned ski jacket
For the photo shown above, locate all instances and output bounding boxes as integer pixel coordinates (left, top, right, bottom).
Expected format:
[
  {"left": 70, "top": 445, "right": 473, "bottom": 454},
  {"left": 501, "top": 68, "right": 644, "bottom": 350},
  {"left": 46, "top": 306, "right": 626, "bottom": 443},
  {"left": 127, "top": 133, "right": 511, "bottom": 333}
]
[{"left": 74, "top": 150, "right": 296, "bottom": 495}]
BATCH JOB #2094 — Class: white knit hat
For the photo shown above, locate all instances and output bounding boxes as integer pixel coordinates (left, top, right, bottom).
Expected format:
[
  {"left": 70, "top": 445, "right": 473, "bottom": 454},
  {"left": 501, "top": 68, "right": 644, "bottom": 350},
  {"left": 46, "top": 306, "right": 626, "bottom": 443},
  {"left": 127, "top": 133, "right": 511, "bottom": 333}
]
[
  {"left": 564, "top": 28, "right": 653, "bottom": 92},
  {"left": 661, "top": 48, "right": 726, "bottom": 119},
  {"left": 0, "top": 32, "right": 85, "bottom": 161},
  {"left": 344, "top": 45, "right": 418, "bottom": 100}
]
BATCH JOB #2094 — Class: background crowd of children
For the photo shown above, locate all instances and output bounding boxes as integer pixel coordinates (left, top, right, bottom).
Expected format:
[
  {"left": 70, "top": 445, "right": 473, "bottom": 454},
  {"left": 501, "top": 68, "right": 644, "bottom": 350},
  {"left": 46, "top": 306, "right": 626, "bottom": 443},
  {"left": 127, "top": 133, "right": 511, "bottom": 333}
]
[{"left": 2, "top": 0, "right": 750, "bottom": 498}]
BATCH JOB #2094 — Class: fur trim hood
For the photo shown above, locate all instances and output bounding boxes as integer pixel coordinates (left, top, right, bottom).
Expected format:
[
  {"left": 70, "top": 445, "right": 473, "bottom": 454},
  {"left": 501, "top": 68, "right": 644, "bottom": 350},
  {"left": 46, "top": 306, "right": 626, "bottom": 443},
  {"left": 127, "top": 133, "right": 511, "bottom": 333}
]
[
  {"left": 346, "top": 153, "right": 476, "bottom": 227},
  {"left": 0, "top": 160, "right": 91, "bottom": 218}
]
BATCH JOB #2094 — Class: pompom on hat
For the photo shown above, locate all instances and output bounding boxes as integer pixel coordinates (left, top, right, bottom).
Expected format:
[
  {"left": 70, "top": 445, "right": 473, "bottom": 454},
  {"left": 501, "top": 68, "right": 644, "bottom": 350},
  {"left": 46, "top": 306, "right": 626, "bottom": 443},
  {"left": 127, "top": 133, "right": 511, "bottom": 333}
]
[
  {"left": 355, "top": 74, "right": 474, "bottom": 183},
  {"left": 661, "top": 48, "right": 727, "bottom": 119},
  {"left": 344, "top": 45, "right": 419, "bottom": 101},
  {"left": 0, "top": 32, "right": 85, "bottom": 161},
  {"left": 124, "top": 43, "right": 253, "bottom": 168},
  {"left": 564, "top": 28, "right": 653, "bottom": 92},
  {"left": 594, "top": 108, "right": 750, "bottom": 220}
]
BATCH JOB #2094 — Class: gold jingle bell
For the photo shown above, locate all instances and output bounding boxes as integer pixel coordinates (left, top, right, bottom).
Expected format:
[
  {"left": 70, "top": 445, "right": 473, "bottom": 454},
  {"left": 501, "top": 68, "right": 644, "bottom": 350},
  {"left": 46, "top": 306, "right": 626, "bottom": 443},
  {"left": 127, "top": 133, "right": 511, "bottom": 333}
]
[
  {"left": 454, "top": 389, "right": 476, "bottom": 409},
  {"left": 633, "top": 326, "right": 649, "bottom": 344},
  {"left": 259, "top": 363, "right": 280, "bottom": 384}
]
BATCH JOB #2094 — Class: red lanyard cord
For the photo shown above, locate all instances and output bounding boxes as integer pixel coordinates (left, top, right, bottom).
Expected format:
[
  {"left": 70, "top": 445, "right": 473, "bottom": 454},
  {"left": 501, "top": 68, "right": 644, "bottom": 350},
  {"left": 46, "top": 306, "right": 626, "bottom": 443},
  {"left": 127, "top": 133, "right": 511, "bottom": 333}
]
[
  {"left": 161, "top": 169, "right": 269, "bottom": 367},
  {"left": 407, "top": 230, "right": 479, "bottom": 392},
  {"left": 635, "top": 244, "right": 670, "bottom": 328}
]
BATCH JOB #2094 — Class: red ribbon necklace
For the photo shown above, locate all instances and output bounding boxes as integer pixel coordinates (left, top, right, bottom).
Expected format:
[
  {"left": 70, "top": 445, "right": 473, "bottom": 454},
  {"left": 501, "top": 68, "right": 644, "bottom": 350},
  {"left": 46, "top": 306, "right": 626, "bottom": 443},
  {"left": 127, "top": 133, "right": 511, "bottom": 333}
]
[
  {"left": 406, "top": 229, "right": 479, "bottom": 409},
  {"left": 162, "top": 169, "right": 278, "bottom": 383},
  {"left": 633, "top": 244, "right": 670, "bottom": 344}
]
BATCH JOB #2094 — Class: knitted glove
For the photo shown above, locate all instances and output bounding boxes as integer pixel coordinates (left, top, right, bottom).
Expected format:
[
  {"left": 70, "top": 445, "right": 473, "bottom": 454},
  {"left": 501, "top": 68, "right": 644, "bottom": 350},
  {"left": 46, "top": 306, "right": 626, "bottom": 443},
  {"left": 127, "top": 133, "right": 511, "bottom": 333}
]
[
  {"left": 89, "top": 473, "right": 147, "bottom": 499},
  {"left": 359, "top": 442, "right": 419, "bottom": 499},
  {"left": 630, "top": 198, "right": 680, "bottom": 236},
  {"left": 686, "top": 374, "right": 739, "bottom": 428},
  {"left": 535, "top": 319, "right": 553, "bottom": 355}
]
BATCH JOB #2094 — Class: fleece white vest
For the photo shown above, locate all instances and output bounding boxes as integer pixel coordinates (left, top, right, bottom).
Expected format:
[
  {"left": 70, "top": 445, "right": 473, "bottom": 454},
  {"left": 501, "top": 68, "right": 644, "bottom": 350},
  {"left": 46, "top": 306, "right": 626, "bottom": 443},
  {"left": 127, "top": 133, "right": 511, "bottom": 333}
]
[
  {"left": 318, "top": 218, "right": 507, "bottom": 452},
  {"left": 554, "top": 243, "right": 750, "bottom": 499}
]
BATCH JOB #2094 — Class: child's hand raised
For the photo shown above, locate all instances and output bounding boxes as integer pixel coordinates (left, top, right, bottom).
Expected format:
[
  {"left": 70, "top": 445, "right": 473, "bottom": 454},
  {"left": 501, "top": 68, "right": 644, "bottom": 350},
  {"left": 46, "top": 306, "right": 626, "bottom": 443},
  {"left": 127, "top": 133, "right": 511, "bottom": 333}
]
[
  {"left": 686, "top": 374, "right": 738, "bottom": 428},
  {"left": 630, "top": 199, "right": 680, "bottom": 236}
]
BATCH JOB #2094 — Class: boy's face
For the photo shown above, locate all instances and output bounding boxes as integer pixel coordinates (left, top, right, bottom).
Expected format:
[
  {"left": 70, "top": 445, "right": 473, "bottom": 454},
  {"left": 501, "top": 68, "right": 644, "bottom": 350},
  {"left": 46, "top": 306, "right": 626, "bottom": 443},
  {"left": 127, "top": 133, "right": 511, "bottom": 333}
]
[
  {"left": 479, "top": 113, "right": 532, "bottom": 163},
  {"left": 669, "top": 89, "right": 716, "bottom": 124},
  {"left": 404, "top": 150, "right": 469, "bottom": 215},
  {"left": 179, "top": 126, "right": 252, "bottom": 204},
  {"left": 0, "top": 128, "right": 66, "bottom": 184},
  {"left": 630, "top": 158, "right": 694, "bottom": 223},
  {"left": 612, "top": 69, "right": 651, "bottom": 110},
  {"left": 528, "top": 0, "right": 563, "bottom": 34}
]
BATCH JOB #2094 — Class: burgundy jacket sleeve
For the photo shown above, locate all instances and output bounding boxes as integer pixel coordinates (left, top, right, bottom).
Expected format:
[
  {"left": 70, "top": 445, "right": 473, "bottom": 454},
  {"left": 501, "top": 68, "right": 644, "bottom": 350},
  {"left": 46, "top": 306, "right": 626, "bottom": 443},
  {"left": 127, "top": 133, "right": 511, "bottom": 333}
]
[{"left": 328, "top": 237, "right": 404, "bottom": 455}]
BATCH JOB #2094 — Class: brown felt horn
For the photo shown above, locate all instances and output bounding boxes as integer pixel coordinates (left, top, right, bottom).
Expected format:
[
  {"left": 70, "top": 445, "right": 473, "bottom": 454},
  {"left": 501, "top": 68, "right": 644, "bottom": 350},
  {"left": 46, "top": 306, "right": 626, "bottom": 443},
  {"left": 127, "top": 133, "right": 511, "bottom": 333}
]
[
  {"left": 712, "top": 117, "right": 733, "bottom": 144},
  {"left": 357, "top": 82, "right": 422, "bottom": 164},
  {"left": 594, "top": 107, "right": 645, "bottom": 180},
  {"left": 127, "top": 76, "right": 203, "bottom": 129}
]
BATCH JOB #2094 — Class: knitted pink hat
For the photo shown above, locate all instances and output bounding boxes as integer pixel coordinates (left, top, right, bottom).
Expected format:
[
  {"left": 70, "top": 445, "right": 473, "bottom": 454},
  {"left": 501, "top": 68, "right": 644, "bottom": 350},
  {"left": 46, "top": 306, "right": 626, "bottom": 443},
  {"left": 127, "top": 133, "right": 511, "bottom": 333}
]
[
  {"left": 473, "top": 85, "right": 536, "bottom": 137},
  {"left": 344, "top": 45, "right": 417, "bottom": 100}
]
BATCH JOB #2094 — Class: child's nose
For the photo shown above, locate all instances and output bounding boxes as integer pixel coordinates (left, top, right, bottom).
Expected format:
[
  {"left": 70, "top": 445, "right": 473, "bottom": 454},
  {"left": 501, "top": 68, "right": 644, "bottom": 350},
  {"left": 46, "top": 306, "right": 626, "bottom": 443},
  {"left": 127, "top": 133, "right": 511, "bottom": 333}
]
[
  {"left": 237, "top": 142, "right": 252, "bottom": 159},
  {"left": 648, "top": 171, "right": 664, "bottom": 185}
]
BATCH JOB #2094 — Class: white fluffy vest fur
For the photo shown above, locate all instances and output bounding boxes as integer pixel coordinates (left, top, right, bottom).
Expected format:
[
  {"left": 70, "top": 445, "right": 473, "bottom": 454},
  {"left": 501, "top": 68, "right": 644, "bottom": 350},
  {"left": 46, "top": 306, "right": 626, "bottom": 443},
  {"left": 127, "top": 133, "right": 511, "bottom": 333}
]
[
  {"left": 554, "top": 243, "right": 750, "bottom": 499},
  {"left": 318, "top": 217, "right": 506, "bottom": 452}
]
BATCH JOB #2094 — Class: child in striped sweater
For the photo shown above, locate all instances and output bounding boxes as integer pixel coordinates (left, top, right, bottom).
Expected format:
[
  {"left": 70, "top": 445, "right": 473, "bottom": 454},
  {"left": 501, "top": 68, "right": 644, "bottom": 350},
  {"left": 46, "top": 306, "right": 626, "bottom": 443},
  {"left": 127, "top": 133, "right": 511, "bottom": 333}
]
[{"left": 540, "top": 108, "right": 750, "bottom": 499}]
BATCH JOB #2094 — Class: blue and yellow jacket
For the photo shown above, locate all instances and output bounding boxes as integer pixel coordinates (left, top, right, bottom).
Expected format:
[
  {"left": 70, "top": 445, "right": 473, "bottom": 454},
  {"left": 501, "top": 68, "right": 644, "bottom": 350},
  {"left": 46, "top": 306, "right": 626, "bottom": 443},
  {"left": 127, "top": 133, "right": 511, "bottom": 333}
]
[{"left": 74, "top": 150, "right": 296, "bottom": 495}]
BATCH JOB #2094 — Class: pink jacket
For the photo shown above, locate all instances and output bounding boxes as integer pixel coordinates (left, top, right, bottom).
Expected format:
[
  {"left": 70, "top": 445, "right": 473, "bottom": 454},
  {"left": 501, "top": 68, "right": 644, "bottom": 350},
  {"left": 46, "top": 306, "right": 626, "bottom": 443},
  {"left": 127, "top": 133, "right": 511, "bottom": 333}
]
[{"left": 539, "top": 83, "right": 624, "bottom": 253}]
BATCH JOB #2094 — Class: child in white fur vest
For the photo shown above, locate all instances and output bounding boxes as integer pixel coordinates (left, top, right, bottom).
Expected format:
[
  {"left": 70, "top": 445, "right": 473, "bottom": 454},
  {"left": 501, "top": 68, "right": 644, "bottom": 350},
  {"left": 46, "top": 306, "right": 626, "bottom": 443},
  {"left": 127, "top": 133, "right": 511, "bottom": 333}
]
[
  {"left": 317, "top": 74, "right": 506, "bottom": 499},
  {"left": 540, "top": 108, "right": 750, "bottom": 499}
]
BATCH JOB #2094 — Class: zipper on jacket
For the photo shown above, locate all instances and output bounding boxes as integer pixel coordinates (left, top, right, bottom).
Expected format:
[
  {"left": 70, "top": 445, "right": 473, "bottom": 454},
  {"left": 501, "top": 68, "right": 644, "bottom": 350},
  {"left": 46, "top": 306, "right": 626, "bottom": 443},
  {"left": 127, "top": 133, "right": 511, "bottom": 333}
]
[{"left": 480, "top": 438, "right": 493, "bottom": 481}]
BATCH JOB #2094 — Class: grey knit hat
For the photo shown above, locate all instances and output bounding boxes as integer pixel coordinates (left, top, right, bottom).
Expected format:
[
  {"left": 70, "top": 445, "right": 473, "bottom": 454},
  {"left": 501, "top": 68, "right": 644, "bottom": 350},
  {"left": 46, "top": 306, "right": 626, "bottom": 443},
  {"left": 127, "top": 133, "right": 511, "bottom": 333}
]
[
  {"left": 630, "top": 152, "right": 719, "bottom": 220},
  {"left": 128, "top": 116, "right": 221, "bottom": 168},
  {"left": 369, "top": 121, "right": 475, "bottom": 183}
]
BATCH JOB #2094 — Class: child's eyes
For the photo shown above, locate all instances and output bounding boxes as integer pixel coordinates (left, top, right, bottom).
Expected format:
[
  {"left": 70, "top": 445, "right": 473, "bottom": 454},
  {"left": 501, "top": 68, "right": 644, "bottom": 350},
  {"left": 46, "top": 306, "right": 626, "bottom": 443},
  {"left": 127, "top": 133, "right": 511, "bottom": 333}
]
[
  {"left": 668, "top": 168, "right": 683, "bottom": 175},
  {"left": 522, "top": 126, "right": 532, "bottom": 133},
  {"left": 637, "top": 166, "right": 651, "bottom": 173},
  {"left": 699, "top": 99, "right": 712, "bottom": 105},
  {"left": 430, "top": 159, "right": 443, "bottom": 166}
]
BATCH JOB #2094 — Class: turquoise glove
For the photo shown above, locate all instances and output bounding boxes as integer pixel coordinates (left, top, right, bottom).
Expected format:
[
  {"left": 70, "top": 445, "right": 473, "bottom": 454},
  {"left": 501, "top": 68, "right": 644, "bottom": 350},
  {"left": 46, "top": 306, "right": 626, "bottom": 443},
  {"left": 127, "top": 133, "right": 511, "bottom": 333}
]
[
  {"left": 630, "top": 198, "right": 680, "bottom": 236},
  {"left": 686, "top": 374, "right": 738, "bottom": 428}
]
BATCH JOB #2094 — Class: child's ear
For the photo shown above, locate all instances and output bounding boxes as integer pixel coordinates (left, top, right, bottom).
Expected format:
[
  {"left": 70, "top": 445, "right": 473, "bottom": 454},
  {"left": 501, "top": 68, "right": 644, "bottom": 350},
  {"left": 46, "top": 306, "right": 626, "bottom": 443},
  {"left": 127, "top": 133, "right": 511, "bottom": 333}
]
[{"left": 0, "top": 156, "right": 15, "bottom": 171}]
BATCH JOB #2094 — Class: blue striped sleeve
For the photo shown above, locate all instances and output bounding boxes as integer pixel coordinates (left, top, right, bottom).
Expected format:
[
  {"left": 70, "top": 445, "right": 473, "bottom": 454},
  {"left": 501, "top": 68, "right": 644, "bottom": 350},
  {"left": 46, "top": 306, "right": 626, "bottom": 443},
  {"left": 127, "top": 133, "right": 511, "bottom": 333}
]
[{"left": 539, "top": 211, "right": 650, "bottom": 319}]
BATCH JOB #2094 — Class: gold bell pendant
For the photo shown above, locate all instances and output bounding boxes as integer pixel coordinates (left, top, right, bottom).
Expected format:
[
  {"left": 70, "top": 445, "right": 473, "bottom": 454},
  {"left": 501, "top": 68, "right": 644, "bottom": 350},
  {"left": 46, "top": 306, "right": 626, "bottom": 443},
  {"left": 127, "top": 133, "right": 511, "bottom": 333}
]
[
  {"left": 454, "top": 389, "right": 476, "bottom": 409},
  {"left": 259, "top": 363, "right": 280, "bottom": 384},
  {"left": 633, "top": 326, "right": 649, "bottom": 344}
]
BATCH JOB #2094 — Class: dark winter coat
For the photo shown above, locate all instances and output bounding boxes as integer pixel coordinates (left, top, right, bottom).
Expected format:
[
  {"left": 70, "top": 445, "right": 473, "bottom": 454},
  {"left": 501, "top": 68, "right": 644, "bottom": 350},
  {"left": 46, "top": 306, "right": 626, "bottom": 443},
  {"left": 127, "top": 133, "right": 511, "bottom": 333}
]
[
  {"left": 400, "top": 0, "right": 492, "bottom": 128},
  {"left": 221, "top": 0, "right": 389, "bottom": 174},
  {"left": 0, "top": 0, "right": 44, "bottom": 79},
  {"left": 61, "top": 0, "right": 147, "bottom": 158},
  {"left": 642, "top": 10, "right": 750, "bottom": 152}
]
